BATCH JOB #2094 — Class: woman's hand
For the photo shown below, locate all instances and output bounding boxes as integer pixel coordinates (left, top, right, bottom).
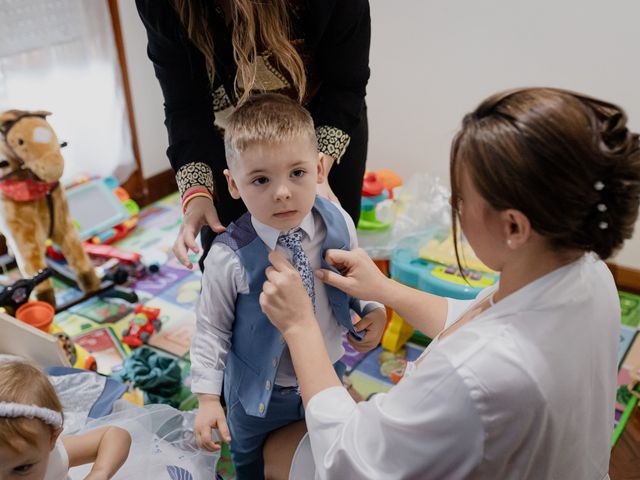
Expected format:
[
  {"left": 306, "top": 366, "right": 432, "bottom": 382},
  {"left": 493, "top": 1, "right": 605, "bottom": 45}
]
[
  {"left": 260, "top": 251, "right": 315, "bottom": 336},
  {"left": 174, "top": 196, "right": 226, "bottom": 269},
  {"left": 316, "top": 248, "right": 390, "bottom": 303}
]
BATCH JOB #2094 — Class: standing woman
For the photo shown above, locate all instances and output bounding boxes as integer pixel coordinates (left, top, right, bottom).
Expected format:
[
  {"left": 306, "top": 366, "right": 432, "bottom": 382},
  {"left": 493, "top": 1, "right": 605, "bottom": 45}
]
[{"left": 136, "top": 0, "right": 371, "bottom": 269}]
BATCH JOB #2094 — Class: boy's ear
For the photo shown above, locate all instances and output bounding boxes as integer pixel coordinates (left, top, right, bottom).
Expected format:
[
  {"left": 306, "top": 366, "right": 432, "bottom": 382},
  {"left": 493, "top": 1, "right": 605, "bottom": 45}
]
[
  {"left": 316, "top": 153, "right": 326, "bottom": 184},
  {"left": 224, "top": 168, "right": 241, "bottom": 200},
  {"left": 500, "top": 208, "right": 531, "bottom": 249}
]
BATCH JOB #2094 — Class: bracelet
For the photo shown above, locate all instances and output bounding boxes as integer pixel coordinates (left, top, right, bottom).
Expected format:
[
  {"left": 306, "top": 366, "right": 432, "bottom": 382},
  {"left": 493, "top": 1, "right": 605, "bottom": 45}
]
[
  {"left": 182, "top": 186, "right": 212, "bottom": 207},
  {"left": 182, "top": 191, "right": 213, "bottom": 215},
  {"left": 182, "top": 186, "right": 212, "bottom": 199}
]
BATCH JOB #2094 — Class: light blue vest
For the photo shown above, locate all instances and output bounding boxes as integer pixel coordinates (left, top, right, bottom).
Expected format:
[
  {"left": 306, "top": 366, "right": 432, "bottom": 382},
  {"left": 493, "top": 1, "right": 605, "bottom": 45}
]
[{"left": 216, "top": 196, "right": 363, "bottom": 418}]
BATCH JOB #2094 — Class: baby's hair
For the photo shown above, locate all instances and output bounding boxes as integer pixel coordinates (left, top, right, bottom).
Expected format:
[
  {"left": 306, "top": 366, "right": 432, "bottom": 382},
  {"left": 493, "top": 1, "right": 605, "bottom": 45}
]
[
  {"left": 0, "top": 361, "right": 64, "bottom": 451},
  {"left": 224, "top": 93, "right": 317, "bottom": 167},
  {"left": 450, "top": 87, "right": 640, "bottom": 261}
]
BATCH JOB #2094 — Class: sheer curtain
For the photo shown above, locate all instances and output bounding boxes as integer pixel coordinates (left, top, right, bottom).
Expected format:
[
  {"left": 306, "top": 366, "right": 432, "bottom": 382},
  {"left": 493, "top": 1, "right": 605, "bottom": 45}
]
[{"left": 0, "top": 0, "right": 135, "bottom": 182}]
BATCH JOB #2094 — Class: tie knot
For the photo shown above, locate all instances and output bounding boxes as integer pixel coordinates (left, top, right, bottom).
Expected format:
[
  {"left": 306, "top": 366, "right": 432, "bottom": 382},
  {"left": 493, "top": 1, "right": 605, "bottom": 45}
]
[{"left": 277, "top": 228, "right": 304, "bottom": 250}]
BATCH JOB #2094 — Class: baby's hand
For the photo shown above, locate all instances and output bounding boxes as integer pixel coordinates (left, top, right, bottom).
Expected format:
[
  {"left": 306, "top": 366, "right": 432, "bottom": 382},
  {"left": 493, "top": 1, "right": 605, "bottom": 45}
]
[
  {"left": 195, "top": 394, "right": 230, "bottom": 452},
  {"left": 348, "top": 308, "right": 387, "bottom": 352}
]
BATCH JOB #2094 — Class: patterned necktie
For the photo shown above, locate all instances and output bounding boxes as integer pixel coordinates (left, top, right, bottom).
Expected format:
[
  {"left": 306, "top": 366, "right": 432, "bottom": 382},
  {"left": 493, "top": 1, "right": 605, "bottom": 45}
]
[{"left": 277, "top": 228, "right": 316, "bottom": 310}]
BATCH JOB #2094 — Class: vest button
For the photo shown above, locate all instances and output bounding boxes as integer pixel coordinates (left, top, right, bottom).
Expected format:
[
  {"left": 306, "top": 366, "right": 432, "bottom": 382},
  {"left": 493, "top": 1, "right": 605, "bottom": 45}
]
[
  {"left": 259, "top": 403, "right": 265, "bottom": 414},
  {"left": 272, "top": 357, "right": 278, "bottom": 368},
  {"left": 265, "top": 380, "right": 272, "bottom": 390}
]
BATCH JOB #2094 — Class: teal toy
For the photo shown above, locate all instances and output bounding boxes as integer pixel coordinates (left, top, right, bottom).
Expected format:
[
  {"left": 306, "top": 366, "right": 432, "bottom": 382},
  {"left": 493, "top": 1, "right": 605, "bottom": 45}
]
[
  {"left": 383, "top": 233, "right": 500, "bottom": 351},
  {"left": 391, "top": 247, "right": 499, "bottom": 300}
]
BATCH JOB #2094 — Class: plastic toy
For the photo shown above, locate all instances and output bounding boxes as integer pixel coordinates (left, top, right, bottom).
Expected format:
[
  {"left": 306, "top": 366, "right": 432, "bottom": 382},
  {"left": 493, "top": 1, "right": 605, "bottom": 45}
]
[
  {"left": 45, "top": 258, "right": 138, "bottom": 313},
  {"left": 14, "top": 300, "right": 97, "bottom": 370},
  {"left": 121, "top": 305, "right": 162, "bottom": 349},
  {"left": 0, "top": 110, "right": 100, "bottom": 307},
  {"left": 381, "top": 232, "right": 499, "bottom": 352},
  {"left": 358, "top": 172, "right": 391, "bottom": 231},
  {"left": 0, "top": 268, "right": 52, "bottom": 316},
  {"left": 63, "top": 176, "right": 139, "bottom": 243}
]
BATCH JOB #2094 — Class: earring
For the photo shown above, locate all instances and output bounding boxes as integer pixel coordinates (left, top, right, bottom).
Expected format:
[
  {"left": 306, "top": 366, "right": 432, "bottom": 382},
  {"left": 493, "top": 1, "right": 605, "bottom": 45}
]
[{"left": 506, "top": 239, "right": 513, "bottom": 248}]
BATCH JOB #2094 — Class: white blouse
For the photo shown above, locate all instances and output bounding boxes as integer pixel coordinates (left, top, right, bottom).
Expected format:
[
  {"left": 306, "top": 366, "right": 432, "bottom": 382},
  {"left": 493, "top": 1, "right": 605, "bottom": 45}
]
[{"left": 291, "top": 254, "right": 618, "bottom": 480}]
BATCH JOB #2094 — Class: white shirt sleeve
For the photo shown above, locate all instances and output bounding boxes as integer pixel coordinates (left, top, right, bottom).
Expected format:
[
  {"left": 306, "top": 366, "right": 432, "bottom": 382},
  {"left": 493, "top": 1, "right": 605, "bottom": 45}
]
[
  {"left": 304, "top": 350, "right": 485, "bottom": 479},
  {"left": 334, "top": 202, "right": 385, "bottom": 314},
  {"left": 189, "top": 243, "right": 248, "bottom": 395}
]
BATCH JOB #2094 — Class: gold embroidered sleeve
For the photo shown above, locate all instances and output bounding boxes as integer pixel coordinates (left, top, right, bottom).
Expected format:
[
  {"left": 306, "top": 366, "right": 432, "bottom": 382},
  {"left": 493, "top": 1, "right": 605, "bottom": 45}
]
[
  {"left": 315, "top": 126, "right": 351, "bottom": 164},
  {"left": 176, "top": 162, "right": 214, "bottom": 199}
]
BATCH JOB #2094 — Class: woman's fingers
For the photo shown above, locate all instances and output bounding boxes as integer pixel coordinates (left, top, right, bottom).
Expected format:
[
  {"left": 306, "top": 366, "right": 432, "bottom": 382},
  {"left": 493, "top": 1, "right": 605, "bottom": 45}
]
[
  {"left": 204, "top": 207, "right": 226, "bottom": 234},
  {"left": 172, "top": 233, "right": 193, "bottom": 269},
  {"left": 315, "top": 268, "right": 351, "bottom": 291},
  {"left": 182, "top": 222, "right": 200, "bottom": 254},
  {"left": 324, "top": 248, "right": 354, "bottom": 270}
]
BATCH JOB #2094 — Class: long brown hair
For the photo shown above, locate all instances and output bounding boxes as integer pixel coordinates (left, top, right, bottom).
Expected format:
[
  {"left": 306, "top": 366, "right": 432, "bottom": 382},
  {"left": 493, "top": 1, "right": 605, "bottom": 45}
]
[
  {"left": 173, "top": 0, "right": 307, "bottom": 105},
  {"left": 450, "top": 87, "right": 640, "bottom": 263}
]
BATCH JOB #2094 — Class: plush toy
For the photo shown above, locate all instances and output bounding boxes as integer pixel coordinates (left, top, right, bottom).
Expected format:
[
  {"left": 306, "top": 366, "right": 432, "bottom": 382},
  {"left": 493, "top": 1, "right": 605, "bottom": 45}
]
[{"left": 0, "top": 110, "right": 100, "bottom": 307}]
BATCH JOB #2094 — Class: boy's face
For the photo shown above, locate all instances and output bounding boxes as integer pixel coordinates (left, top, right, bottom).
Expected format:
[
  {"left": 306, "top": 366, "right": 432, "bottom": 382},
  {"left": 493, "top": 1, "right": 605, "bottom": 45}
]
[{"left": 224, "top": 136, "right": 325, "bottom": 231}]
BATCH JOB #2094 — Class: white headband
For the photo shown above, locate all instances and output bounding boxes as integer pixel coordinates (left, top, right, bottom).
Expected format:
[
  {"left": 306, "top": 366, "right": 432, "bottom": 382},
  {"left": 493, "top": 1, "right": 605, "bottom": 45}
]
[{"left": 0, "top": 402, "right": 63, "bottom": 429}]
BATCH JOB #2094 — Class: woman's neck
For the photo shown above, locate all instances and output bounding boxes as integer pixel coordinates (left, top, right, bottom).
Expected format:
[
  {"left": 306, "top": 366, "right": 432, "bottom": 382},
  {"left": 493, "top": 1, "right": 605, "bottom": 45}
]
[{"left": 494, "top": 245, "right": 583, "bottom": 303}]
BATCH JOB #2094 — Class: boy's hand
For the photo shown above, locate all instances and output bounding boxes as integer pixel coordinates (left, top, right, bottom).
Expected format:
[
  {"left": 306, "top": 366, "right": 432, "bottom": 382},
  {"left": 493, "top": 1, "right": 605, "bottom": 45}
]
[
  {"left": 195, "top": 394, "right": 230, "bottom": 452},
  {"left": 348, "top": 308, "right": 387, "bottom": 352}
]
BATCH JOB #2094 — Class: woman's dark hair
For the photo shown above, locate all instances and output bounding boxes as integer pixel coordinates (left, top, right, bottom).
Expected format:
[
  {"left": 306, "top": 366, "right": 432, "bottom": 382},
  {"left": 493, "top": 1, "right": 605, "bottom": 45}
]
[{"left": 450, "top": 87, "right": 640, "bottom": 261}]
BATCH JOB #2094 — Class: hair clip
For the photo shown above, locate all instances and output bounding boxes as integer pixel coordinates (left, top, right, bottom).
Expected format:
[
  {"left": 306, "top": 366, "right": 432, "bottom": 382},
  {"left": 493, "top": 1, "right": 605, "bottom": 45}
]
[
  {"left": 594, "top": 181, "right": 605, "bottom": 191},
  {"left": 597, "top": 203, "right": 607, "bottom": 212},
  {"left": 598, "top": 221, "right": 608, "bottom": 230}
]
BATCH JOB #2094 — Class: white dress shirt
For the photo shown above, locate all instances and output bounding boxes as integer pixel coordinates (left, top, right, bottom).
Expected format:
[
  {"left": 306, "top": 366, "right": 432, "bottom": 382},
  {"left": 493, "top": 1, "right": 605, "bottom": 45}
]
[
  {"left": 191, "top": 204, "right": 383, "bottom": 395},
  {"left": 292, "top": 253, "right": 618, "bottom": 480}
]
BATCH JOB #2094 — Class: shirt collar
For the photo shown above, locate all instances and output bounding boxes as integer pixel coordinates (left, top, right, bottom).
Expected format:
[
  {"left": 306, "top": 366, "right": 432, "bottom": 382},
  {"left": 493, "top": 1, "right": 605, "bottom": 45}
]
[{"left": 251, "top": 210, "right": 316, "bottom": 250}]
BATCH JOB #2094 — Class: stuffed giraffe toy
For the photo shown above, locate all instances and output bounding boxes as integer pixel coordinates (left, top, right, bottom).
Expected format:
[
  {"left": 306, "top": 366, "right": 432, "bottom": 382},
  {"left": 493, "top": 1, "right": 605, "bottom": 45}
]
[{"left": 0, "top": 110, "right": 100, "bottom": 307}]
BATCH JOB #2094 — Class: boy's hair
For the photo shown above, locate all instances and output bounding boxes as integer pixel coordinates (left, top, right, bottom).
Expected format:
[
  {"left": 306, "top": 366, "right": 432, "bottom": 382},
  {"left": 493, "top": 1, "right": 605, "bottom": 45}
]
[
  {"left": 224, "top": 93, "right": 317, "bottom": 166},
  {"left": 0, "top": 361, "right": 63, "bottom": 451},
  {"left": 450, "top": 87, "right": 640, "bottom": 261}
]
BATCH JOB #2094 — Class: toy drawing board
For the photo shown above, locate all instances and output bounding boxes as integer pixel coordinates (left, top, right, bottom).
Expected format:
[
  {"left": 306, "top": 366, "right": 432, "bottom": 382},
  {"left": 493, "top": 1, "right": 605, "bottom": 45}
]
[{"left": 65, "top": 179, "right": 131, "bottom": 240}]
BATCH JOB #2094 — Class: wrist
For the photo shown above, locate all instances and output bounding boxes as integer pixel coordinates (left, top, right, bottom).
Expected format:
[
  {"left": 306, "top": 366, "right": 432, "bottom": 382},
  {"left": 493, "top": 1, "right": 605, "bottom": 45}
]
[
  {"left": 197, "top": 393, "right": 221, "bottom": 404},
  {"left": 376, "top": 276, "right": 397, "bottom": 307},
  {"left": 282, "top": 314, "right": 318, "bottom": 343},
  {"left": 182, "top": 186, "right": 213, "bottom": 214}
]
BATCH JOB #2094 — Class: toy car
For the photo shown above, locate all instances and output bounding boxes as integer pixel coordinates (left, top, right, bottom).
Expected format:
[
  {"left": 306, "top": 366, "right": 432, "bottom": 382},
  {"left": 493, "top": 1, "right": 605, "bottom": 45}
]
[{"left": 121, "top": 305, "right": 162, "bottom": 348}]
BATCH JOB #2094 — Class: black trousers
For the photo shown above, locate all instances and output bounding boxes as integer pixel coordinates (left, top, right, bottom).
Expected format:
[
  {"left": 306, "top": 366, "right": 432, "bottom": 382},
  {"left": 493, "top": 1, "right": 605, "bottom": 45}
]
[{"left": 199, "top": 110, "right": 368, "bottom": 270}]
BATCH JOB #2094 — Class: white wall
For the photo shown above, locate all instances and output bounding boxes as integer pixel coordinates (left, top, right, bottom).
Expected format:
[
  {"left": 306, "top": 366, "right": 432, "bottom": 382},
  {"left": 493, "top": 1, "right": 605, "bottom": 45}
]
[
  {"left": 117, "top": 0, "right": 640, "bottom": 268},
  {"left": 117, "top": 0, "right": 168, "bottom": 178},
  {"left": 366, "top": 0, "right": 640, "bottom": 268}
]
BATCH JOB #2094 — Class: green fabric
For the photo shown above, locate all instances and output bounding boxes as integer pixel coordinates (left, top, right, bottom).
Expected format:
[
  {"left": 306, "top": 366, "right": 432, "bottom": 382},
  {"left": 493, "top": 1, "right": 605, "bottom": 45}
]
[{"left": 115, "top": 347, "right": 182, "bottom": 406}]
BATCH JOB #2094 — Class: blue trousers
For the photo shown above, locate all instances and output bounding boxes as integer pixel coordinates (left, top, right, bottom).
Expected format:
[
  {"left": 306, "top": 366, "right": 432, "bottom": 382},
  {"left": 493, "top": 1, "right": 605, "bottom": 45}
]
[{"left": 226, "top": 361, "right": 346, "bottom": 480}]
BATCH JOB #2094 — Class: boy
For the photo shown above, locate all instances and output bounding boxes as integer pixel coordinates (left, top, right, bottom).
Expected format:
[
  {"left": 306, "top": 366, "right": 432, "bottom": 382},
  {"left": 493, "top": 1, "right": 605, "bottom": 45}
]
[{"left": 191, "top": 93, "right": 386, "bottom": 479}]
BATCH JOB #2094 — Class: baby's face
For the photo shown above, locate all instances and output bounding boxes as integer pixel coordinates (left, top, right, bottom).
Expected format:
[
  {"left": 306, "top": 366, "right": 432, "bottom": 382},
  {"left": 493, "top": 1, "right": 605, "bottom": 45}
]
[
  {"left": 225, "top": 136, "right": 324, "bottom": 231},
  {"left": 0, "top": 422, "right": 56, "bottom": 480}
]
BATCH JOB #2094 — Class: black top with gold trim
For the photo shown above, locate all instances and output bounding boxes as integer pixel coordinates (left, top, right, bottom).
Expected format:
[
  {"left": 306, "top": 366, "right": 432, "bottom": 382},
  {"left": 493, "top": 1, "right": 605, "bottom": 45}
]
[{"left": 136, "top": 0, "right": 370, "bottom": 244}]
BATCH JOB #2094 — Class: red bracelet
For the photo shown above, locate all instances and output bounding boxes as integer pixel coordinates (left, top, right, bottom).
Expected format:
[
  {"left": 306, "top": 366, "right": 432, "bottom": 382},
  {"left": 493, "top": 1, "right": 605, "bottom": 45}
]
[{"left": 182, "top": 186, "right": 212, "bottom": 201}]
